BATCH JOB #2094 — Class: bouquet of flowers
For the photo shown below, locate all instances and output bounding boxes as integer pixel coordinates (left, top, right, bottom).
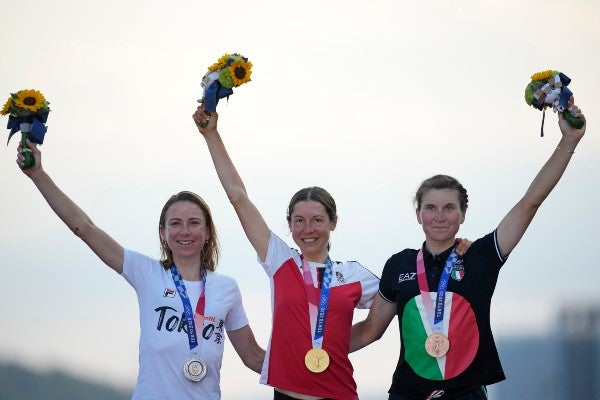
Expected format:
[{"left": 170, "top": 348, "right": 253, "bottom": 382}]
[
  {"left": 197, "top": 53, "right": 252, "bottom": 126},
  {"left": 524, "top": 70, "right": 584, "bottom": 136},
  {"left": 1, "top": 89, "right": 50, "bottom": 168}
]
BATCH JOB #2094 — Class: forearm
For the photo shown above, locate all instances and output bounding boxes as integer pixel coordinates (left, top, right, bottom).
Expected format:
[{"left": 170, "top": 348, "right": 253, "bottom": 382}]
[
  {"left": 523, "top": 136, "right": 580, "bottom": 208},
  {"left": 245, "top": 344, "right": 266, "bottom": 374},
  {"left": 349, "top": 321, "right": 371, "bottom": 353},
  {"left": 202, "top": 131, "right": 249, "bottom": 206},
  {"left": 228, "top": 326, "right": 266, "bottom": 374}
]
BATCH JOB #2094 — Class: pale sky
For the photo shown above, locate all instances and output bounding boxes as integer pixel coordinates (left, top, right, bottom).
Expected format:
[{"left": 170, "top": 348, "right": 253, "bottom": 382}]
[{"left": 1, "top": 0, "right": 599, "bottom": 398}]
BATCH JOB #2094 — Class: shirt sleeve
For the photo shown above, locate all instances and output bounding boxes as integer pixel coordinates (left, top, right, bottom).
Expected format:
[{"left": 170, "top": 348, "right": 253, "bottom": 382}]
[
  {"left": 355, "top": 262, "right": 380, "bottom": 309},
  {"left": 224, "top": 278, "right": 250, "bottom": 332},
  {"left": 121, "top": 248, "right": 156, "bottom": 289},
  {"left": 378, "top": 255, "right": 397, "bottom": 303},
  {"left": 257, "top": 231, "right": 301, "bottom": 277}
]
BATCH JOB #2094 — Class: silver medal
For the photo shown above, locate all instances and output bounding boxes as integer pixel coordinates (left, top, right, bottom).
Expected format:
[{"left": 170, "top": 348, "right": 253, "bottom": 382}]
[{"left": 183, "top": 357, "right": 207, "bottom": 382}]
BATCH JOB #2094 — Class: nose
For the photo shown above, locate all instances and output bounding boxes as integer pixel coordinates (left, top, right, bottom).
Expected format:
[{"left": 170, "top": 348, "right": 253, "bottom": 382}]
[
  {"left": 434, "top": 210, "right": 445, "bottom": 221},
  {"left": 180, "top": 223, "right": 191, "bottom": 235}
]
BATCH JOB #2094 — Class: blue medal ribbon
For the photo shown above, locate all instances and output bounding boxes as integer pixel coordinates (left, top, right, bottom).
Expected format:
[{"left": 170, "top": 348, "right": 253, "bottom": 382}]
[{"left": 169, "top": 265, "right": 206, "bottom": 351}]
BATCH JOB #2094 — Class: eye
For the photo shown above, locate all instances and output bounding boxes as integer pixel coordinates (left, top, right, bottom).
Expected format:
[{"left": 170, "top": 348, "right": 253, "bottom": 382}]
[{"left": 169, "top": 220, "right": 180, "bottom": 226}]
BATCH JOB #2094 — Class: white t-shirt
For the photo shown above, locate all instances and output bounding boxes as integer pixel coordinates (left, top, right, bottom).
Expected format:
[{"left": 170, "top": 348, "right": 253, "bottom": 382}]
[{"left": 122, "top": 249, "right": 249, "bottom": 400}]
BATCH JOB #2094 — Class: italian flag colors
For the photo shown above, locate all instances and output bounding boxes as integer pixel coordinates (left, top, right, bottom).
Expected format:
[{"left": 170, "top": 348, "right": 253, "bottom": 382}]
[{"left": 402, "top": 291, "right": 478, "bottom": 380}]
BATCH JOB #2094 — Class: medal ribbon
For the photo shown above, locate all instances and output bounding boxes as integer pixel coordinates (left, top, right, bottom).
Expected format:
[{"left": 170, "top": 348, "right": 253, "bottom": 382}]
[
  {"left": 301, "top": 256, "right": 333, "bottom": 349},
  {"left": 170, "top": 265, "right": 206, "bottom": 353},
  {"left": 416, "top": 247, "right": 458, "bottom": 333}
]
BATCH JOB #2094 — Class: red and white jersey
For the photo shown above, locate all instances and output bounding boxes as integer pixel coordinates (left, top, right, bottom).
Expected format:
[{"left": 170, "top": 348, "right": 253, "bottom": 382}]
[{"left": 258, "top": 232, "right": 379, "bottom": 400}]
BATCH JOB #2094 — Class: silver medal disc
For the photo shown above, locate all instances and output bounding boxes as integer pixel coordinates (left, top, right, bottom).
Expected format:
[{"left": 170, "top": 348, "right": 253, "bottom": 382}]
[{"left": 183, "top": 357, "right": 207, "bottom": 382}]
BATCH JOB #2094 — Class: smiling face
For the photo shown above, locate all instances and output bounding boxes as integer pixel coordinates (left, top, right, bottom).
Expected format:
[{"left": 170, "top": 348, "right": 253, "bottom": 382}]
[
  {"left": 288, "top": 200, "right": 337, "bottom": 263},
  {"left": 417, "top": 188, "right": 465, "bottom": 254},
  {"left": 159, "top": 200, "right": 210, "bottom": 266}
]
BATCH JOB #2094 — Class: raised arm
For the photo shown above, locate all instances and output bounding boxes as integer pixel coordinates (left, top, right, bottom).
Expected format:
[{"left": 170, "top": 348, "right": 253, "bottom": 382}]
[
  {"left": 18, "top": 140, "right": 124, "bottom": 273},
  {"left": 496, "top": 101, "right": 586, "bottom": 257},
  {"left": 193, "top": 105, "right": 270, "bottom": 261}
]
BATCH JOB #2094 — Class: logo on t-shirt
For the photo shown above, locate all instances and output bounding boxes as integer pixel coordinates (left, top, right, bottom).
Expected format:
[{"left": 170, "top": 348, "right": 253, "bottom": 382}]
[
  {"left": 451, "top": 261, "right": 465, "bottom": 281},
  {"left": 398, "top": 272, "right": 417, "bottom": 283},
  {"left": 163, "top": 288, "right": 176, "bottom": 298},
  {"left": 335, "top": 271, "right": 346, "bottom": 284}
]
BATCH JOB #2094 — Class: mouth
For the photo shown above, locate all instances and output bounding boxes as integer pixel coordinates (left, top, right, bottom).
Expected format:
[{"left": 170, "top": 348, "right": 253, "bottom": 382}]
[
  {"left": 302, "top": 238, "right": 318, "bottom": 244},
  {"left": 177, "top": 240, "right": 194, "bottom": 245}
]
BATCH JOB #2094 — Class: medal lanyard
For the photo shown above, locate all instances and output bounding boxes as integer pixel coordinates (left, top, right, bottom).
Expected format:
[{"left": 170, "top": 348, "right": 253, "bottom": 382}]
[
  {"left": 170, "top": 265, "right": 206, "bottom": 355},
  {"left": 416, "top": 247, "right": 458, "bottom": 334},
  {"left": 301, "top": 256, "right": 333, "bottom": 350}
]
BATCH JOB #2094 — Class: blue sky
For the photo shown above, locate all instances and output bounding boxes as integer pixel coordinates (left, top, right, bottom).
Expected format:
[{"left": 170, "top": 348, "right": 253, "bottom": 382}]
[{"left": 1, "top": 0, "right": 599, "bottom": 398}]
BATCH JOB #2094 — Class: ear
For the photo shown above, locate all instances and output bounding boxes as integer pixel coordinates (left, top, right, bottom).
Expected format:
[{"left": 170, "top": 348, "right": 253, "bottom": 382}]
[
  {"left": 159, "top": 226, "right": 166, "bottom": 241},
  {"left": 416, "top": 209, "right": 422, "bottom": 224},
  {"left": 330, "top": 216, "right": 338, "bottom": 231},
  {"left": 460, "top": 210, "right": 466, "bottom": 224}
]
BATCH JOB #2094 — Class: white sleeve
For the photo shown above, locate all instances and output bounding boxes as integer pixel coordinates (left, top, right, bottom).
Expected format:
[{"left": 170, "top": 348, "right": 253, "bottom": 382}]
[
  {"left": 257, "top": 231, "right": 301, "bottom": 277},
  {"left": 224, "top": 278, "right": 250, "bottom": 332},
  {"left": 355, "top": 262, "right": 380, "bottom": 309}
]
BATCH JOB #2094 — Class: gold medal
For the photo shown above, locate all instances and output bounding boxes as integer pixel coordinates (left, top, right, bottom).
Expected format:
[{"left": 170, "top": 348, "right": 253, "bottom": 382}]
[
  {"left": 425, "top": 333, "right": 450, "bottom": 358},
  {"left": 304, "top": 348, "right": 330, "bottom": 373}
]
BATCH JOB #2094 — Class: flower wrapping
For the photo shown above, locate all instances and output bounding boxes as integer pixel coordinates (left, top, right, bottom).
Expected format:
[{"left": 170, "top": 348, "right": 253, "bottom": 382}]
[
  {"left": 524, "top": 70, "right": 584, "bottom": 135},
  {"left": 199, "top": 53, "right": 252, "bottom": 112},
  {"left": 1, "top": 89, "right": 51, "bottom": 168}
]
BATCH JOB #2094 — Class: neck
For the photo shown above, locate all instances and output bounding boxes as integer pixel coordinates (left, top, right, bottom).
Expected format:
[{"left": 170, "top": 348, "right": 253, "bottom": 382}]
[
  {"left": 302, "top": 253, "right": 328, "bottom": 264},
  {"left": 424, "top": 238, "right": 456, "bottom": 256},
  {"left": 173, "top": 257, "right": 202, "bottom": 281}
]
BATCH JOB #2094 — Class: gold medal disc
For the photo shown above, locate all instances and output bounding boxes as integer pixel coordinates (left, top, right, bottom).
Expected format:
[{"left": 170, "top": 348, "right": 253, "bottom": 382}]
[
  {"left": 425, "top": 333, "right": 450, "bottom": 358},
  {"left": 304, "top": 348, "right": 330, "bottom": 373}
]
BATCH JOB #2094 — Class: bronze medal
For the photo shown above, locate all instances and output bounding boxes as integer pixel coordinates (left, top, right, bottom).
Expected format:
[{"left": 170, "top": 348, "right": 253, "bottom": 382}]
[
  {"left": 304, "top": 348, "right": 330, "bottom": 373},
  {"left": 425, "top": 333, "right": 450, "bottom": 358},
  {"left": 183, "top": 357, "right": 208, "bottom": 382}
]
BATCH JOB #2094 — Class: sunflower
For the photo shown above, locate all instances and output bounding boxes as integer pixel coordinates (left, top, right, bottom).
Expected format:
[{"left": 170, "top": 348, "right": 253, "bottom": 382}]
[
  {"left": 208, "top": 54, "right": 230, "bottom": 72},
  {"left": 0, "top": 96, "right": 11, "bottom": 115},
  {"left": 530, "top": 70, "right": 554, "bottom": 82},
  {"left": 228, "top": 59, "right": 252, "bottom": 87},
  {"left": 14, "top": 89, "right": 48, "bottom": 113}
]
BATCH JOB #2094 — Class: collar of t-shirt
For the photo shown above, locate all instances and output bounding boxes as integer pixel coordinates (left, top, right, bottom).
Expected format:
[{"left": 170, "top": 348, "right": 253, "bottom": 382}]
[{"left": 421, "top": 243, "right": 455, "bottom": 279}]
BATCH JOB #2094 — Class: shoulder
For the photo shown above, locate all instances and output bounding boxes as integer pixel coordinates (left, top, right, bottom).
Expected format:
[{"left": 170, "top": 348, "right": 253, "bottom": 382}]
[
  {"left": 333, "top": 260, "right": 380, "bottom": 282},
  {"left": 207, "top": 271, "right": 240, "bottom": 288},
  {"left": 386, "top": 248, "right": 418, "bottom": 264},
  {"left": 466, "top": 231, "right": 505, "bottom": 262}
]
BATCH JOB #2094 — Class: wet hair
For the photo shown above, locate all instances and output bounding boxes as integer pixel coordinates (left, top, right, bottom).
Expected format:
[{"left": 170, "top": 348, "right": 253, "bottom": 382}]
[
  {"left": 158, "top": 191, "right": 219, "bottom": 271},
  {"left": 286, "top": 186, "right": 337, "bottom": 223},
  {"left": 414, "top": 174, "right": 469, "bottom": 212}
]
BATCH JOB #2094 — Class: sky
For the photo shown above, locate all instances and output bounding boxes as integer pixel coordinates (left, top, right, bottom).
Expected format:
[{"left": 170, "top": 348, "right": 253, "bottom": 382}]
[{"left": 1, "top": 0, "right": 599, "bottom": 398}]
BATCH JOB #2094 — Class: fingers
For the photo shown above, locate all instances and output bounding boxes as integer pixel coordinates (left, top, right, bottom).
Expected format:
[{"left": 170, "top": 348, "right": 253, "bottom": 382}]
[
  {"left": 454, "top": 238, "right": 472, "bottom": 256},
  {"left": 192, "top": 104, "right": 218, "bottom": 132}
]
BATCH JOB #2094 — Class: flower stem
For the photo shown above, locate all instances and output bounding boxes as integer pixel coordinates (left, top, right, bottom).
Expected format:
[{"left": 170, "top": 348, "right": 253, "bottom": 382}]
[{"left": 20, "top": 130, "right": 35, "bottom": 169}]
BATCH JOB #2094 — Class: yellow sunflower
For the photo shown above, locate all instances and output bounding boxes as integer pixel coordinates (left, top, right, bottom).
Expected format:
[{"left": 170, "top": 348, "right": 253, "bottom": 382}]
[
  {"left": 208, "top": 54, "right": 231, "bottom": 72},
  {"left": 228, "top": 59, "right": 253, "bottom": 87},
  {"left": 14, "top": 89, "right": 47, "bottom": 113},
  {"left": 530, "top": 70, "right": 553, "bottom": 82},
  {"left": 0, "top": 96, "right": 11, "bottom": 115}
]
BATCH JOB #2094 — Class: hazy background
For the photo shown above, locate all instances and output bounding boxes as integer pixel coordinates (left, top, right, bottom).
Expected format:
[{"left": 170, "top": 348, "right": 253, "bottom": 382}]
[{"left": 1, "top": 0, "right": 599, "bottom": 398}]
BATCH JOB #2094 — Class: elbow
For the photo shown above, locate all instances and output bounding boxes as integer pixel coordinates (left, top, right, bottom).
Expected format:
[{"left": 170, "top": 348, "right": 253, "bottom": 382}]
[{"left": 69, "top": 219, "right": 95, "bottom": 240}]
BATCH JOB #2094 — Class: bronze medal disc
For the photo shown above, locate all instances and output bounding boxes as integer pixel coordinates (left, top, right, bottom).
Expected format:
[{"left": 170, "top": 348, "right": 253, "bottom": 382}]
[
  {"left": 183, "top": 357, "right": 208, "bottom": 382},
  {"left": 425, "top": 333, "right": 450, "bottom": 358},
  {"left": 304, "top": 348, "right": 330, "bottom": 373}
]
